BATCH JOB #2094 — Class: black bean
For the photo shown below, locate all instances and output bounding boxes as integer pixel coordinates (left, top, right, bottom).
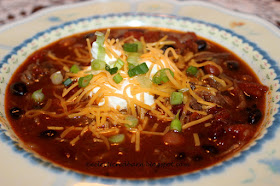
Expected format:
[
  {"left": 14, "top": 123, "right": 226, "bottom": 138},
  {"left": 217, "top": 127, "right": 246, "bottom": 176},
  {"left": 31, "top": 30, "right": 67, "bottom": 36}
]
[
  {"left": 10, "top": 82, "right": 27, "bottom": 96},
  {"left": 202, "top": 145, "right": 219, "bottom": 155},
  {"left": 225, "top": 60, "right": 239, "bottom": 71},
  {"left": 248, "top": 107, "right": 262, "bottom": 124},
  {"left": 193, "top": 155, "right": 203, "bottom": 162},
  {"left": 84, "top": 32, "right": 95, "bottom": 39},
  {"left": 40, "top": 130, "right": 57, "bottom": 138},
  {"left": 196, "top": 40, "right": 207, "bottom": 51},
  {"left": 175, "top": 152, "right": 186, "bottom": 160},
  {"left": 161, "top": 45, "right": 175, "bottom": 53},
  {"left": 9, "top": 107, "right": 24, "bottom": 120}
]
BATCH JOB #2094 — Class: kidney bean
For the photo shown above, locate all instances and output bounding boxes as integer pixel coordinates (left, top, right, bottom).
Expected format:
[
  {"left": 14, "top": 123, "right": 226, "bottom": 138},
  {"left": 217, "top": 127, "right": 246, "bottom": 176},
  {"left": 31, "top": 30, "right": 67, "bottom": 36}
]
[
  {"left": 237, "top": 81, "right": 268, "bottom": 98},
  {"left": 204, "top": 65, "right": 220, "bottom": 76},
  {"left": 163, "top": 131, "right": 185, "bottom": 146},
  {"left": 171, "top": 104, "right": 185, "bottom": 115}
]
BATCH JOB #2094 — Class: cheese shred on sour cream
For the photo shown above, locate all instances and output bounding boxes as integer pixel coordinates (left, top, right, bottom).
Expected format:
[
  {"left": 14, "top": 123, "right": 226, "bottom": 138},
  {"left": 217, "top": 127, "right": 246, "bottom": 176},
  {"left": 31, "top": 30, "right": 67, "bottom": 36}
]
[{"left": 90, "top": 39, "right": 156, "bottom": 110}]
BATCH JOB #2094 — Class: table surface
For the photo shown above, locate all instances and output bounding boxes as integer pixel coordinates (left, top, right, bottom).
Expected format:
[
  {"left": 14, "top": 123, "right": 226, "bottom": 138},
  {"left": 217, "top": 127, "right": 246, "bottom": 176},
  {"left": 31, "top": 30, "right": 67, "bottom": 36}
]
[
  {"left": 0, "top": 0, "right": 279, "bottom": 28},
  {"left": 0, "top": 1, "right": 280, "bottom": 185}
]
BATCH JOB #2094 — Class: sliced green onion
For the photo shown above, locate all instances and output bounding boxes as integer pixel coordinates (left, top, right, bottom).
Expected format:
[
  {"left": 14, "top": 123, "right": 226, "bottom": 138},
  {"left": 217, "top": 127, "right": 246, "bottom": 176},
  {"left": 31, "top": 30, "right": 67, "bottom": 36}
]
[
  {"left": 32, "top": 89, "right": 44, "bottom": 102},
  {"left": 186, "top": 66, "right": 198, "bottom": 76},
  {"left": 134, "top": 41, "right": 143, "bottom": 53},
  {"left": 63, "top": 78, "right": 72, "bottom": 86},
  {"left": 123, "top": 43, "right": 138, "bottom": 52},
  {"left": 97, "top": 45, "right": 106, "bottom": 60},
  {"left": 127, "top": 53, "right": 140, "bottom": 65},
  {"left": 128, "top": 63, "right": 149, "bottom": 77},
  {"left": 110, "top": 67, "right": 118, "bottom": 74},
  {"left": 138, "top": 62, "right": 149, "bottom": 72},
  {"left": 114, "top": 58, "right": 124, "bottom": 70},
  {"left": 95, "top": 31, "right": 104, "bottom": 36},
  {"left": 128, "top": 63, "right": 135, "bottom": 70},
  {"left": 50, "top": 71, "right": 63, "bottom": 85},
  {"left": 127, "top": 70, "right": 135, "bottom": 78},
  {"left": 91, "top": 59, "right": 106, "bottom": 70},
  {"left": 170, "top": 120, "right": 182, "bottom": 133},
  {"left": 94, "top": 31, "right": 106, "bottom": 60},
  {"left": 170, "top": 111, "right": 182, "bottom": 132},
  {"left": 108, "top": 134, "right": 125, "bottom": 144},
  {"left": 78, "top": 74, "right": 93, "bottom": 88},
  {"left": 105, "top": 64, "right": 110, "bottom": 71},
  {"left": 70, "top": 64, "right": 80, "bottom": 73},
  {"left": 152, "top": 68, "right": 174, "bottom": 84},
  {"left": 136, "top": 75, "right": 152, "bottom": 88},
  {"left": 170, "top": 91, "right": 184, "bottom": 105},
  {"left": 105, "top": 65, "right": 118, "bottom": 75},
  {"left": 95, "top": 31, "right": 105, "bottom": 45},
  {"left": 170, "top": 119, "right": 182, "bottom": 132},
  {"left": 125, "top": 115, "right": 138, "bottom": 128},
  {"left": 113, "top": 73, "right": 123, "bottom": 84}
]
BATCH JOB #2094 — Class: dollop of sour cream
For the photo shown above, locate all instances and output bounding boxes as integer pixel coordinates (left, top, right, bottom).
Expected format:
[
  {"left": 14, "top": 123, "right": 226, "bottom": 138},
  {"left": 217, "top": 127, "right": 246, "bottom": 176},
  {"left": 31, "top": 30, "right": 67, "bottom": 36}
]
[{"left": 89, "top": 41, "right": 158, "bottom": 110}]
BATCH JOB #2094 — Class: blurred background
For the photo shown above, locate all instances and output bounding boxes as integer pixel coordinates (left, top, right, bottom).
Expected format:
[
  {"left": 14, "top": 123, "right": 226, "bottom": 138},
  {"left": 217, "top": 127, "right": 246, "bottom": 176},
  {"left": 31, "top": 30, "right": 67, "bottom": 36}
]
[{"left": 0, "top": 0, "right": 279, "bottom": 28}]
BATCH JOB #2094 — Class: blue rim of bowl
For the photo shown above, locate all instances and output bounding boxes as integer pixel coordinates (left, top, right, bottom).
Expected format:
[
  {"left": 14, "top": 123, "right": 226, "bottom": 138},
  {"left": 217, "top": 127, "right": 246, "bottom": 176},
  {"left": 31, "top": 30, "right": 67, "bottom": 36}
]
[{"left": 0, "top": 12, "right": 280, "bottom": 184}]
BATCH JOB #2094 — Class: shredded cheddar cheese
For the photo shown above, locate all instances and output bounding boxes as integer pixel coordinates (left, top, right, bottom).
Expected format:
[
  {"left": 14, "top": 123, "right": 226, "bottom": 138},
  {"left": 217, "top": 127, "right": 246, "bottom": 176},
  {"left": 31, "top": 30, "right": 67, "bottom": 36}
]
[
  {"left": 193, "top": 133, "right": 200, "bottom": 146},
  {"left": 24, "top": 29, "right": 226, "bottom": 151}
]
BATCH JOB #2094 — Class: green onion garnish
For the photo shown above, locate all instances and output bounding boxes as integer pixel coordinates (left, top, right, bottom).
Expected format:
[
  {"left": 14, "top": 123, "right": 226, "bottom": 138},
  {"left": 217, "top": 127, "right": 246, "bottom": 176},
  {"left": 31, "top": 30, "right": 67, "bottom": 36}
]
[
  {"left": 63, "top": 78, "right": 72, "bottom": 86},
  {"left": 114, "top": 58, "right": 124, "bottom": 70},
  {"left": 186, "top": 66, "right": 198, "bottom": 76},
  {"left": 78, "top": 74, "right": 93, "bottom": 88},
  {"left": 32, "top": 89, "right": 44, "bottom": 102},
  {"left": 70, "top": 64, "right": 80, "bottom": 73},
  {"left": 127, "top": 53, "right": 140, "bottom": 65},
  {"left": 123, "top": 43, "right": 138, "bottom": 52},
  {"left": 170, "top": 112, "right": 182, "bottom": 132},
  {"left": 170, "top": 91, "right": 184, "bottom": 105},
  {"left": 113, "top": 73, "right": 123, "bottom": 84},
  {"left": 134, "top": 41, "right": 143, "bottom": 53},
  {"left": 110, "top": 67, "right": 118, "bottom": 74},
  {"left": 128, "top": 63, "right": 135, "bottom": 70},
  {"left": 97, "top": 45, "right": 106, "bottom": 60},
  {"left": 125, "top": 115, "right": 138, "bottom": 128},
  {"left": 91, "top": 59, "right": 106, "bottom": 70},
  {"left": 50, "top": 71, "right": 63, "bottom": 85},
  {"left": 152, "top": 68, "right": 174, "bottom": 84},
  {"left": 108, "top": 134, "right": 125, "bottom": 144},
  {"left": 128, "top": 63, "right": 149, "bottom": 77},
  {"left": 94, "top": 31, "right": 106, "bottom": 60},
  {"left": 105, "top": 65, "right": 118, "bottom": 75},
  {"left": 95, "top": 31, "right": 105, "bottom": 45}
]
